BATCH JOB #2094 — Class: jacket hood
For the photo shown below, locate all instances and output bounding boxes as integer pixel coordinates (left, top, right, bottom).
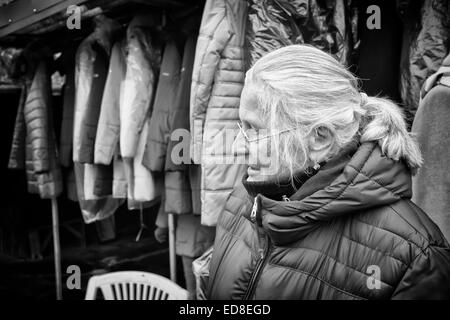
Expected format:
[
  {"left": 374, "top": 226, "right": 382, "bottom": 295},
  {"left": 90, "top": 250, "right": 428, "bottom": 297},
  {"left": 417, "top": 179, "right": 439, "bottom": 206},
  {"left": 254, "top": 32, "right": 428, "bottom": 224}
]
[{"left": 255, "top": 142, "right": 412, "bottom": 245}]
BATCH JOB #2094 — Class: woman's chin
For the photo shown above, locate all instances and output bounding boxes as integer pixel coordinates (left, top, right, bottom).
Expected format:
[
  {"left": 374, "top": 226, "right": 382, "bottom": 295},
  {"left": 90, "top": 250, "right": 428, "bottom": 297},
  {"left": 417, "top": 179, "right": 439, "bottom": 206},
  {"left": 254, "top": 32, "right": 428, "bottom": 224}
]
[{"left": 247, "top": 167, "right": 263, "bottom": 181}]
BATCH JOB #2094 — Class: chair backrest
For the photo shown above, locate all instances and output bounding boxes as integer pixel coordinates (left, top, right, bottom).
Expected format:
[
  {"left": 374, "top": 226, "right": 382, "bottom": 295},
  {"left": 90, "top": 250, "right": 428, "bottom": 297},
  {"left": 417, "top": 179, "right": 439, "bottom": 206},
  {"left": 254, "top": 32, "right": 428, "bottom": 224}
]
[{"left": 85, "top": 271, "right": 188, "bottom": 300}]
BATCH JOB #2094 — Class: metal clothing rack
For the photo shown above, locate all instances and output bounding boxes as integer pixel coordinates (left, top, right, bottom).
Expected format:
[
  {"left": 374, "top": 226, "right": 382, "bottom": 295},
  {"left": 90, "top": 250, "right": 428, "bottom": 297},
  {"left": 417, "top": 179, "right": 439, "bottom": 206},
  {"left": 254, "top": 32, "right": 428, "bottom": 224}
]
[
  {"left": 51, "top": 198, "right": 63, "bottom": 300},
  {"left": 1, "top": 0, "right": 201, "bottom": 299}
]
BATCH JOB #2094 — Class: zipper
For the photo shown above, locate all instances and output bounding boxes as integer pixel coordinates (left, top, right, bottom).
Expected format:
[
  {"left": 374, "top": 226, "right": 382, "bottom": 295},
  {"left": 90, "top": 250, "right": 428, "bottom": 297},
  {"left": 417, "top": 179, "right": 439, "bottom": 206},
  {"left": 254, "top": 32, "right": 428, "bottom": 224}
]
[
  {"left": 243, "top": 196, "right": 272, "bottom": 300},
  {"left": 250, "top": 196, "right": 258, "bottom": 223},
  {"left": 243, "top": 235, "right": 271, "bottom": 300}
]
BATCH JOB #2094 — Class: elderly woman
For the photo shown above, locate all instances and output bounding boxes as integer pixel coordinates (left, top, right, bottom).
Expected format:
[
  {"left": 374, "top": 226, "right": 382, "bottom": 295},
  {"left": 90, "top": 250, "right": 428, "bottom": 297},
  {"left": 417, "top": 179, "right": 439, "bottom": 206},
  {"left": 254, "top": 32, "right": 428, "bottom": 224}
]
[{"left": 207, "top": 45, "right": 450, "bottom": 299}]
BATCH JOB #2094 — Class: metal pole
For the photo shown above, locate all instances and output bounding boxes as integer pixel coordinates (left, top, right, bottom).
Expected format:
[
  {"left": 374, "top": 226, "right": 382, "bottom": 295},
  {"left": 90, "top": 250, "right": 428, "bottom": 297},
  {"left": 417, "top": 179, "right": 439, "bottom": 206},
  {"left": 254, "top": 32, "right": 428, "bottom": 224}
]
[
  {"left": 51, "top": 197, "right": 63, "bottom": 300},
  {"left": 168, "top": 213, "right": 176, "bottom": 282}
]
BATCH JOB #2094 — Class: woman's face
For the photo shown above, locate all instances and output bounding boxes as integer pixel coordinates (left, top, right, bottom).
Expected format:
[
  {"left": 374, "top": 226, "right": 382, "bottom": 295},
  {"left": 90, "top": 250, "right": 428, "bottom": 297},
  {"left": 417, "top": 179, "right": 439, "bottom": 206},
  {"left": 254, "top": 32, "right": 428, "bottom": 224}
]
[{"left": 237, "top": 84, "right": 279, "bottom": 181}]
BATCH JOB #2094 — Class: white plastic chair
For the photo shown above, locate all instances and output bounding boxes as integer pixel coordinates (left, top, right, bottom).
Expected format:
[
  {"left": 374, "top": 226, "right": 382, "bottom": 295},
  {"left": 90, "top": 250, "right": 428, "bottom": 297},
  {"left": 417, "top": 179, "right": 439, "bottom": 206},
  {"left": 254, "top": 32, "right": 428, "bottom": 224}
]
[{"left": 85, "top": 271, "right": 188, "bottom": 300}]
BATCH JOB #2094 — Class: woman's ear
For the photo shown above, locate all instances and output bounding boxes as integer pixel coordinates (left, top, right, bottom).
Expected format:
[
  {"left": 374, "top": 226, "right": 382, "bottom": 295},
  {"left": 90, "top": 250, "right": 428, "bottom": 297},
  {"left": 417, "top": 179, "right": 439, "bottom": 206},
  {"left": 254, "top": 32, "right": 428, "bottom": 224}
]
[{"left": 308, "top": 126, "right": 335, "bottom": 162}]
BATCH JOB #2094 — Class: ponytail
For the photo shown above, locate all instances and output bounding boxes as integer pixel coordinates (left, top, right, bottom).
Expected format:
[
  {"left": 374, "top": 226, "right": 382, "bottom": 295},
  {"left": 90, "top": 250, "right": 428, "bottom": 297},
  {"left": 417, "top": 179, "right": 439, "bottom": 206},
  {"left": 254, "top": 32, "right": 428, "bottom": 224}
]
[{"left": 359, "top": 95, "right": 422, "bottom": 172}]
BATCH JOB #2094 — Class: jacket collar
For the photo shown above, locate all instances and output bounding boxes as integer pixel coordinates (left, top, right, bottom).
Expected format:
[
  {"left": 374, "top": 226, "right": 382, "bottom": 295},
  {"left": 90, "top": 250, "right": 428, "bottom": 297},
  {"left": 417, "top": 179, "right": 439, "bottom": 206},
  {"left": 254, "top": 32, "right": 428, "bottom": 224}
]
[{"left": 251, "top": 142, "right": 412, "bottom": 245}]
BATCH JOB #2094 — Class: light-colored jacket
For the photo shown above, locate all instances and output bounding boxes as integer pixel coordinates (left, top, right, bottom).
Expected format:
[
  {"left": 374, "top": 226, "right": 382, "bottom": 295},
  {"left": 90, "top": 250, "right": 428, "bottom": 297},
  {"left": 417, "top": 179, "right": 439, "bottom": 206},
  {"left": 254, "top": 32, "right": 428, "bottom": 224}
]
[
  {"left": 94, "top": 15, "right": 162, "bottom": 205},
  {"left": 73, "top": 16, "right": 122, "bottom": 223},
  {"left": 190, "top": 0, "right": 247, "bottom": 226}
]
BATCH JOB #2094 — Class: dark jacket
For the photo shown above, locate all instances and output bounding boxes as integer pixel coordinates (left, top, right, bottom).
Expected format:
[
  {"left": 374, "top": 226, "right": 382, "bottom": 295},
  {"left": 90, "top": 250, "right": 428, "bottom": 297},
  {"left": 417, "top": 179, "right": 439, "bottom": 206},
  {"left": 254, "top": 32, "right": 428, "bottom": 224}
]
[
  {"left": 208, "top": 142, "right": 450, "bottom": 299},
  {"left": 59, "top": 52, "right": 76, "bottom": 168},
  {"left": 143, "top": 39, "right": 181, "bottom": 172},
  {"left": 164, "top": 35, "right": 216, "bottom": 258},
  {"left": 245, "top": 0, "right": 357, "bottom": 69},
  {"left": 399, "top": 0, "right": 450, "bottom": 123},
  {"left": 164, "top": 35, "right": 196, "bottom": 216},
  {"left": 412, "top": 54, "right": 450, "bottom": 242},
  {"left": 8, "top": 84, "right": 27, "bottom": 170}
]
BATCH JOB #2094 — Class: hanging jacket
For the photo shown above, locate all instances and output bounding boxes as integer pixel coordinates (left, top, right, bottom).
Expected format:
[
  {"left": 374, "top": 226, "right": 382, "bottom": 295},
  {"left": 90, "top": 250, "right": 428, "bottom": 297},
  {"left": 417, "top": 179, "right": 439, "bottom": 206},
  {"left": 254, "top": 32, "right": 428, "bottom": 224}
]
[
  {"left": 120, "top": 15, "right": 161, "bottom": 159},
  {"left": 94, "top": 38, "right": 127, "bottom": 166},
  {"left": 8, "top": 84, "right": 27, "bottom": 170},
  {"left": 73, "top": 17, "right": 118, "bottom": 199},
  {"left": 356, "top": 0, "right": 402, "bottom": 101},
  {"left": 93, "top": 37, "right": 130, "bottom": 203},
  {"left": 398, "top": 0, "right": 450, "bottom": 124},
  {"left": 59, "top": 58, "right": 76, "bottom": 168},
  {"left": 208, "top": 142, "right": 450, "bottom": 299},
  {"left": 73, "top": 30, "right": 111, "bottom": 164},
  {"left": 23, "top": 61, "right": 62, "bottom": 199},
  {"left": 73, "top": 17, "right": 123, "bottom": 223},
  {"left": 120, "top": 14, "right": 162, "bottom": 204},
  {"left": 245, "top": 0, "right": 357, "bottom": 69},
  {"left": 190, "top": 0, "right": 247, "bottom": 226},
  {"left": 412, "top": 54, "right": 450, "bottom": 242},
  {"left": 143, "top": 39, "right": 181, "bottom": 172},
  {"left": 164, "top": 35, "right": 196, "bottom": 215}
]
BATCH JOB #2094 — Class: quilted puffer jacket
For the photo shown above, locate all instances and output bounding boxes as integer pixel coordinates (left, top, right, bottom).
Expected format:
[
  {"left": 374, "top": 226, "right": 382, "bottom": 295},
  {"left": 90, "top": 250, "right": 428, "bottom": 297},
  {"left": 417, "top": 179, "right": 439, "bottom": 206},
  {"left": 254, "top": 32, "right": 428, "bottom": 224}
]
[
  {"left": 143, "top": 39, "right": 181, "bottom": 172},
  {"left": 245, "top": 0, "right": 357, "bottom": 69},
  {"left": 208, "top": 142, "right": 450, "bottom": 299},
  {"left": 8, "top": 61, "right": 63, "bottom": 199},
  {"left": 190, "top": 0, "right": 247, "bottom": 226}
]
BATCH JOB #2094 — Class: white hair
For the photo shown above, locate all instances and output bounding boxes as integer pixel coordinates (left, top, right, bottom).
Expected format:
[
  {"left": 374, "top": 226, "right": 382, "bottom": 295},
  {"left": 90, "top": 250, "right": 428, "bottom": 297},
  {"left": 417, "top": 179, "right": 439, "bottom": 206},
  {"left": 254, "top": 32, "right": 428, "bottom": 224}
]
[{"left": 247, "top": 44, "right": 422, "bottom": 179}]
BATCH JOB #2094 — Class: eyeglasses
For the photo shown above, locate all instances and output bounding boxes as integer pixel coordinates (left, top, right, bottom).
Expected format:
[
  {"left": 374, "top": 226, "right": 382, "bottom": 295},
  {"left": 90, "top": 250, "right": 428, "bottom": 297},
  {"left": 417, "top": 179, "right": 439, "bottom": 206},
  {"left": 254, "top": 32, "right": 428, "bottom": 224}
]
[{"left": 237, "top": 121, "right": 299, "bottom": 143}]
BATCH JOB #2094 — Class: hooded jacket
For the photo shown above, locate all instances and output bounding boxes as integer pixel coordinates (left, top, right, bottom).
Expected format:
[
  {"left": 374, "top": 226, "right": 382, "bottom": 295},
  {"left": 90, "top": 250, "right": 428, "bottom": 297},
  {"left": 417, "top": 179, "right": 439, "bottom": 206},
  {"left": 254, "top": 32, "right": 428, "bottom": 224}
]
[
  {"left": 245, "top": 0, "right": 357, "bottom": 69},
  {"left": 412, "top": 54, "right": 450, "bottom": 242},
  {"left": 190, "top": 0, "right": 247, "bottom": 226},
  {"left": 208, "top": 142, "right": 450, "bottom": 299}
]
